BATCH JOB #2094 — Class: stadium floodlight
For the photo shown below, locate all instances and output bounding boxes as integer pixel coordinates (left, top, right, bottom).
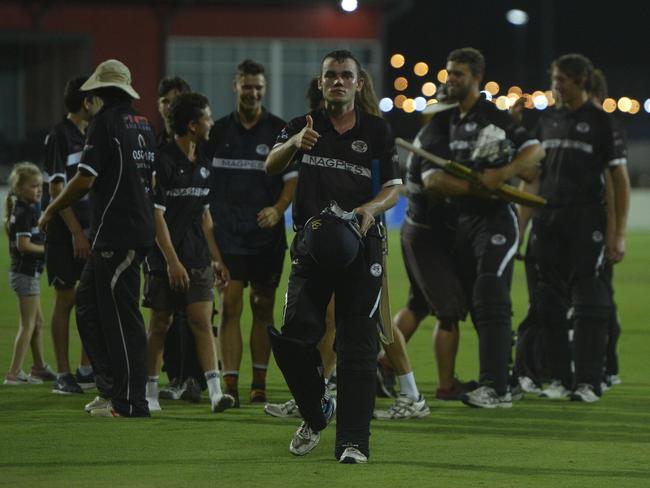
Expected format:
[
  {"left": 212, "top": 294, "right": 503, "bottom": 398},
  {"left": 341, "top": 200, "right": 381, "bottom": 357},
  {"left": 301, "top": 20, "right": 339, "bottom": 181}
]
[
  {"left": 379, "top": 97, "right": 394, "bottom": 112},
  {"left": 340, "top": 0, "right": 358, "bottom": 12},
  {"left": 506, "top": 9, "right": 529, "bottom": 26}
]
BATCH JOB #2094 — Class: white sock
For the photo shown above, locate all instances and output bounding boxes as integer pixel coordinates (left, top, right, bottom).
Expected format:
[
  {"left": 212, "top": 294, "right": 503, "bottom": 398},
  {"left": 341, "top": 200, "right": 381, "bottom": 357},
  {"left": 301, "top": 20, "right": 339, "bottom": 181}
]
[
  {"left": 398, "top": 372, "right": 419, "bottom": 401},
  {"left": 146, "top": 376, "right": 159, "bottom": 399},
  {"left": 78, "top": 365, "right": 93, "bottom": 376},
  {"left": 205, "top": 370, "right": 222, "bottom": 398}
]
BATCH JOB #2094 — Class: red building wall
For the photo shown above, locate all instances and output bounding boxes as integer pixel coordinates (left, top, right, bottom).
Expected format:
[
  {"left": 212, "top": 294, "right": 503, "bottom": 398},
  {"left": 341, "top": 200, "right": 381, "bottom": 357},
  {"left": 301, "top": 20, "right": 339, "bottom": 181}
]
[{"left": 0, "top": 3, "right": 381, "bottom": 125}]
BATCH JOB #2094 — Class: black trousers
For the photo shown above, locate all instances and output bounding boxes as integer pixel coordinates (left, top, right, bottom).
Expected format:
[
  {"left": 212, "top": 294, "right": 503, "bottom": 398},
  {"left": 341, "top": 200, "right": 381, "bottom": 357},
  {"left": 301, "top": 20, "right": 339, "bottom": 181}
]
[
  {"left": 600, "top": 261, "right": 621, "bottom": 376},
  {"left": 533, "top": 204, "right": 611, "bottom": 392},
  {"left": 76, "top": 249, "right": 149, "bottom": 417},
  {"left": 280, "top": 227, "right": 382, "bottom": 458},
  {"left": 455, "top": 205, "right": 519, "bottom": 395}
]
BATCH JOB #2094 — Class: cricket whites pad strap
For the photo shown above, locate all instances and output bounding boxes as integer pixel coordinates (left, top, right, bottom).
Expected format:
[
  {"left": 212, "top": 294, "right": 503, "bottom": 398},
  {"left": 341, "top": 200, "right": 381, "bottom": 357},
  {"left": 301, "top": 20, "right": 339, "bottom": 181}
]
[
  {"left": 303, "top": 201, "right": 363, "bottom": 269},
  {"left": 268, "top": 327, "right": 327, "bottom": 431}
]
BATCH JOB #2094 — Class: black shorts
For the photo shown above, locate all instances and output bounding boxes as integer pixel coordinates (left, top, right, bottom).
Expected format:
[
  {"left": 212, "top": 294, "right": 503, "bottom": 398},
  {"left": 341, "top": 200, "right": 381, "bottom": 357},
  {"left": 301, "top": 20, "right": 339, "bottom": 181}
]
[
  {"left": 401, "top": 220, "right": 468, "bottom": 321},
  {"left": 143, "top": 266, "right": 215, "bottom": 311},
  {"left": 45, "top": 241, "right": 86, "bottom": 289},
  {"left": 223, "top": 248, "right": 286, "bottom": 289}
]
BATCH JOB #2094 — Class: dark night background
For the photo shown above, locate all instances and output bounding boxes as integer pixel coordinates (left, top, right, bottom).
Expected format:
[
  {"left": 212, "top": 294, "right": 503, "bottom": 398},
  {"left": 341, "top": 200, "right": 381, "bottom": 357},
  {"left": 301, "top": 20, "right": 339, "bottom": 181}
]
[{"left": 383, "top": 0, "right": 649, "bottom": 141}]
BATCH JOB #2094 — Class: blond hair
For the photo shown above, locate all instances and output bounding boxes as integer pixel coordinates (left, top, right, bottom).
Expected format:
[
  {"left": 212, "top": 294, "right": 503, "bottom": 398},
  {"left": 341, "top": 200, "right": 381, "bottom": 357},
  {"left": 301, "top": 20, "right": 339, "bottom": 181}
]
[{"left": 4, "top": 162, "right": 42, "bottom": 236}]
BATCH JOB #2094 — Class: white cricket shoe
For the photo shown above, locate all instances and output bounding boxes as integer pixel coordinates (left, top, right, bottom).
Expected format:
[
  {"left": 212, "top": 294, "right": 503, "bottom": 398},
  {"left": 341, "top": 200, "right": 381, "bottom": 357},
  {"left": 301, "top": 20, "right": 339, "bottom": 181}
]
[
  {"left": 518, "top": 376, "right": 542, "bottom": 394},
  {"left": 539, "top": 380, "right": 571, "bottom": 399},
  {"left": 339, "top": 447, "right": 368, "bottom": 464},
  {"left": 264, "top": 398, "right": 301, "bottom": 418},
  {"left": 374, "top": 394, "right": 430, "bottom": 420},
  {"left": 211, "top": 393, "right": 236, "bottom": 413},
  {"left": 85, "top": 396, "right": 111, "bottom": 413},
  {"left": 461, "top": 386, "right": 512, "bottom": 409},
  {"left": 289, "top": 422, "right": 320, "bottom": 456},
  {"left": 570, "top": 383, "right": 600, "bottom": 403}
]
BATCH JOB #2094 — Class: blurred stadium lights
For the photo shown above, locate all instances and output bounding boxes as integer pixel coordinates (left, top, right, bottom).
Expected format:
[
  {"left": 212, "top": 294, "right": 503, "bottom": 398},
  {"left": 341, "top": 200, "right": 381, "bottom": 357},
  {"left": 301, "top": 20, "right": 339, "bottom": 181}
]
[
  {"left": 386, "top": 56, "right": 650, "bottom": 115},
  {"left": 379, "top": 97, "right": 394, "bottom": 112},
  {"left": 390, "top": 53, "right": 405, "bottom": 68},
  {"left": 506, "top": 9, "right": 529, "bottom": 26},
  {"left": 340, "top": 0, "right": 358, "bottom": 12}
]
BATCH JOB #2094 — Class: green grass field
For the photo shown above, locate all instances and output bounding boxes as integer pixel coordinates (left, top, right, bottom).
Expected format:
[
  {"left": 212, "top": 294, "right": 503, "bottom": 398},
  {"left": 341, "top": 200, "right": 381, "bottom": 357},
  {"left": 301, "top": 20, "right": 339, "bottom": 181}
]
[{"left": 1, "top": 230, "right": 649, "bottom": 488}]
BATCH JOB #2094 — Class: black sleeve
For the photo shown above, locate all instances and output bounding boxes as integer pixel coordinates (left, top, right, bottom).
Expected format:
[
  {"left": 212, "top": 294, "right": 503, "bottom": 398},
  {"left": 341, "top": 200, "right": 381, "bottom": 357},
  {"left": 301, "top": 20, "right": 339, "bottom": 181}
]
[
  {"left": 78, "top": 117, "right": 110, "bottom": 177},
  {"left": 608, "top": 117, "right": 627, "bottom": 168},
  {"left": 43, "top": 129, "right": 67, "bottom": 183},
  {"left": 13, "top": 204, "right": 34, "bottom": 237},
  {"left": 153, "top": 153, "right": 173, "bottom": 211}
]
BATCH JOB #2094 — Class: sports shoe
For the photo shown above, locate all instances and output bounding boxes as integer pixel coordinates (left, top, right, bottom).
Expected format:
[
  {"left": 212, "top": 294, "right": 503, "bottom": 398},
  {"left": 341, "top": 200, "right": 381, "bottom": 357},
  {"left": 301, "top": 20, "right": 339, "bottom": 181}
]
[
  {"left": 181, "top": 377, "right": 202, "bottom": 403},
  {"left": 75, "top": 368, "right": 95, "bottom": 390},
  {"left": 374, "top": 394, "right": 430, "bottom": 420},
  {"left": 52, "top": 373, "right": 83, "bottom": 395},
  {"left": 539, "top": 380, "right": 570, "bottom": 399},
  {"left": 3, "top": 370, "right": 43, "bottom": 385},
  {"left": 90, "top": 403, "right": 120, "bottom": 418},
  {"left": 570, "top": 383, "right": 600, "bottom": 403},
  {"left": 339, "top": 446, "right": 368, "bottom": 464},
  {"left": 250, "top": 388, "right": 267, "bottom": 404},
  {"left": 436, "top": 378, "right": 479, "bottom": 401},
  {"left": 510, "top": 384, "right": 524, "bottom": 402},
  {"left": 211, "top": 393, "right": 236, "bottom": 413},
  {"left": 376, "top": 362, "right": 397, "bottom": 398},
  {"left": 518, "top": 376, "right": 542, "bottom": 395},
  {"left": 264, "top": 398, "right": 302, "bottom": 418},
  {"left": 30, "top": 364, "right": 57, "bottom": 381},
  {"left": 289, "top": 422, "right": 320, "bottom": 456},
  {"left": 85, "top": 395, "right": 111, "bottom": 413},
  {"left": 461, "top": 386, "right": 512, "bottom": 409},
  {"left": 159, "top": 378, "right": 184, "bottom": 400},
  {"left": 147, "top": 396, "right": 162, "bottom": 412},
  {"left": 608, "top": 374, "right": 622, "bottom": 386},
  {"left": 226, "top": 388, "right": 241, "bottom": 408}
]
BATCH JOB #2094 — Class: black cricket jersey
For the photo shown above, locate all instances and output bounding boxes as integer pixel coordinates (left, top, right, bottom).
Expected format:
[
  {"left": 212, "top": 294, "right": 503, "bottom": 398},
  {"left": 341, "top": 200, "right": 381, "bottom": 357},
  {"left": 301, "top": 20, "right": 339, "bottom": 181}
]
[
  {"left": 276, "top": 107, "right": 402, "bottom": 229},
  {"left": 9, "top": 200, "right": 45, "bottom": 276},
  {"left": 537, "top": 102, "right": 619, "bottom": 207},
  {"left": 405, "top": 107, "right": 454, "bottom": 227},
  {"left": 146, "top": 141, "right": 212, "bottom": 272},
  {"left": 205, "top": 109, "right": 295, "bottom": 255},
  {"left": 78, "top": 101, "right": 155, "bottom": 250},
  {"left": 43, "top": 118, "right": 91, "bottom": 243},
  {"left": 448, "top": 98, "right": 538, "bottom": 212}
]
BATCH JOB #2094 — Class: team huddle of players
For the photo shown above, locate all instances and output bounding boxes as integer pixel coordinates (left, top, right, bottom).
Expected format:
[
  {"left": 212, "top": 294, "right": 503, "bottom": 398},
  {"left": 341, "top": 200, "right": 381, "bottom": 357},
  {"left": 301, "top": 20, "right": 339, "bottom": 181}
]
[{"left": 3, "top": 46, "right": 629, "bottom": 464}]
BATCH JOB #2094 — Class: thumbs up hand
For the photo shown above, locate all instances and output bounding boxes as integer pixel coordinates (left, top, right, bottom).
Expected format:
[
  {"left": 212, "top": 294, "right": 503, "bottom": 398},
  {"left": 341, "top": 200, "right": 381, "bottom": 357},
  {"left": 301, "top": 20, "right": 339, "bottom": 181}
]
[{"left": 293, "top": 114, "right": 320, "bottom": 151}]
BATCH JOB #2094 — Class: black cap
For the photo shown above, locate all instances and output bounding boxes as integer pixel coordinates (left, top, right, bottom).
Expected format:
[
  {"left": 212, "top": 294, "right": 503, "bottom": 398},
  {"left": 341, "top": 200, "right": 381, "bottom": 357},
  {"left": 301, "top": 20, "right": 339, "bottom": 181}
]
[{"left": 303, "top": 212, "right": 362, "bottom": 268}]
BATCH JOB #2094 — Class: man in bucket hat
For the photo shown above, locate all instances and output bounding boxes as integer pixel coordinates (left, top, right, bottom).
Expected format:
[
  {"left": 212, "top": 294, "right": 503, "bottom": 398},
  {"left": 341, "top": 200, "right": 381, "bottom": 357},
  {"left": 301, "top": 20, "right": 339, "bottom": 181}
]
[{"left": 40, "top": 59, "right": 156, "bottom": 417}]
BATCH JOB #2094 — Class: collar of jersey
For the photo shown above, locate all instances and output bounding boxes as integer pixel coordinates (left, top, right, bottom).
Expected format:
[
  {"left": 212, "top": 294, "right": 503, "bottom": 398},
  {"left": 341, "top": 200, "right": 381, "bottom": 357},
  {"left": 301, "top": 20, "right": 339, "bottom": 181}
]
[{"left": 315, "top": 105, "right": 362, "bottom": 136}]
